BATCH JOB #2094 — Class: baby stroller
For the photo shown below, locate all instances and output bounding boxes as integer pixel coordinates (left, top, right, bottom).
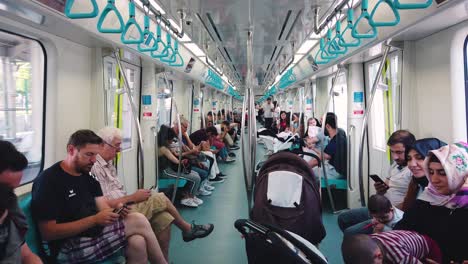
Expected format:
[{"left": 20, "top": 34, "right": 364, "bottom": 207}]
[
  {"left": 234, "top": 219, "right": 328, "bottom": 264},
  {"left": 257, "top": 129, "right": 297, "bottom": 155},
  {"left": 251, "top": 151, "right": 326, "bottom": 245}
]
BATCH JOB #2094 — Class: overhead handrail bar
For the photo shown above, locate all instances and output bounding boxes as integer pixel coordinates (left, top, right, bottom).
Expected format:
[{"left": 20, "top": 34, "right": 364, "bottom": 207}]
[
  {"left": 65, "top": 0, "right": 99, "bottom": 19},
  {"left": 139, "top": 0, "right": 185, "bottom": 39},
  {"left": 339, "top": 9, "right": 361, "bottom": 47},
  {"left": 369, "top": 0, "right": 401, "bottom": 27},
  {"left": 313, "top": 0, "right": 352, "bottom": 35},
  {"left": 394, "top": 0, "right": 433, "bottom": 9},
  {"left": 319, "top": 66, "right": 343, "bottom": 213},
  {"left": 138, "top": 15, "right": 158, "bottom": 52},
  {"left": 121, "top": 0, "right": 144, "bottom": 44},
  {"left": 328, "top": 22, "right": 348, "bottom": 55},
  {"left": 351, "top": 0, "right": 378, "bottom": 39},
  {"left": 358, "top": 44, "right": 391, "bottom": 207},
  {"left": 113, "top": 49, "right": 145, "bottom": 189},
  {"left": 151, "top": 126, "right": 159, "bottom": 191},
  {"left": 347, "top": 125, "right": 355, "bottom": 191},
  {"left": 97, "top": 0, "right": 124, "bottom": 33}
]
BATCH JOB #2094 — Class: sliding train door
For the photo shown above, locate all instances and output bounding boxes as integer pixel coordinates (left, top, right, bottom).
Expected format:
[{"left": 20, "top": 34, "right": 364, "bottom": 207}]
[{"left": 103, "top": 56, "right": 141, "bottom": 193}]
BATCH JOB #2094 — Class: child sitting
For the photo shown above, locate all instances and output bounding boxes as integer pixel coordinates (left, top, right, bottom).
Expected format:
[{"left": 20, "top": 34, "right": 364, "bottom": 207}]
[
  {"left": 367, "top": 194, "right": 404, "bottom": 233},
  {"left": 341, "top": 231, "right": 442, "bottom": 264}
]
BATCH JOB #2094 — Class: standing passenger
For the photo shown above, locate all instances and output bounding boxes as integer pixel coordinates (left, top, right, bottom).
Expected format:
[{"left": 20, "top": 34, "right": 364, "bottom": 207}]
[{"left": 262, "top": 98, "right": 274, "bottom": 129}]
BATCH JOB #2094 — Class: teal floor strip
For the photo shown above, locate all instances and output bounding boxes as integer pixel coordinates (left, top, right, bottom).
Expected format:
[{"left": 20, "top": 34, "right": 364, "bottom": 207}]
[{"left": 168, "top": 148, "right": 248, "bottom": 264}]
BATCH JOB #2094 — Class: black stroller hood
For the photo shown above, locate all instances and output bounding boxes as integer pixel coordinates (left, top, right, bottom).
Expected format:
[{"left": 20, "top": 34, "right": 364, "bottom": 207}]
[{"left": 252, "top": 151, "right": 326, "bottom": 245}]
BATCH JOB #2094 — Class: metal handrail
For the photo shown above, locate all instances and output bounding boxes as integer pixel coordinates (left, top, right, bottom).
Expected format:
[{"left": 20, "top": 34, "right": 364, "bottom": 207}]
[
  {"left": 249, "top": 88, "right": 257, "bottom": 190},
  {"left": 240, "top": 94, "right": 250, "bottom": 208},
  {"left": 319, "top": 66, "right": 342, "bottom": 213},
  {"left": 162, "top": 72, "right": 184, "bottom": 203},
  {"left": 358, "top": 44, "right": 391, "bottom": 207},
  {"left": 151, "top": 126, "right": 159, "bottom": 190},
  {"left": 347, "top": 125, "right": 355, "bottom": 191},
  {"left": 113, "top": 49, "right": 145, "bottom": 189}
]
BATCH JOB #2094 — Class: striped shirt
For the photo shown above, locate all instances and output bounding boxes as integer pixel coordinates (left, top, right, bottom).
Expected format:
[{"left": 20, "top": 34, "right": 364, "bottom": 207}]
[
  {"left": 371, "top": 230, "right": 430, "bottom": 264},
  {"left": 91, "top": 155, "right": 127, "bottom": 200}
]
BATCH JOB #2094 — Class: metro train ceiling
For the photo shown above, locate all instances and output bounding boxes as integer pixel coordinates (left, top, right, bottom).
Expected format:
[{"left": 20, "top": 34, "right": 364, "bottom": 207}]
[{"left": 155, "top": 0, "right": 337, "bottom": 91}]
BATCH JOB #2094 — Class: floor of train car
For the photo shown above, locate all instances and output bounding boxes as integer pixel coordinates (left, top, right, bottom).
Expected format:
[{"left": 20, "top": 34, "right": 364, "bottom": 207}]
[{"left": 168, "top": 128, "right": 345, "bottom": 264}]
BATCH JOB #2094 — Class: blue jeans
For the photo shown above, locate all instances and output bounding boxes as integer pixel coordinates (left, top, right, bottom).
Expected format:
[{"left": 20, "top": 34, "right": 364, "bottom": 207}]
[
  {"left": 337, "top": 207, "right": 372, "bottom": 235},
  {"left": 191, "top": 166, "right": 209, "bottom": 182}
]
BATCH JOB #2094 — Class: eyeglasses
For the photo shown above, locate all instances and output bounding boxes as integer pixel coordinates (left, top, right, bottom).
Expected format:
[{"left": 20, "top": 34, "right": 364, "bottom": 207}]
[{"left": 105, "top": 141, "right": 121, "bottom": 151}]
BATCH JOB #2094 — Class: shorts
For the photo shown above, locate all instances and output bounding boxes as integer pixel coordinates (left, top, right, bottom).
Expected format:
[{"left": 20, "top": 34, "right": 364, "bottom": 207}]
[
  {"left": 57, "top": 219, "right": 126, "bottom": 263},
  {"left": 132, "top": 192, "right": 175, "bottom": 234}
]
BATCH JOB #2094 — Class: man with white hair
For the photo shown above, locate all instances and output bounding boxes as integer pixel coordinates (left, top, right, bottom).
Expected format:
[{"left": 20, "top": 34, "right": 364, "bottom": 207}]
[{"left": 92, "top": 127, "right": 214, "bottom": 262}]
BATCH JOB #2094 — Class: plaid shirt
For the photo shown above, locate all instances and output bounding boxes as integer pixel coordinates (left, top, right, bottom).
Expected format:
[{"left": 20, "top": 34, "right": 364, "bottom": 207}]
[{"left": 91, "top": 155, "right": 126, "bottom": 200}]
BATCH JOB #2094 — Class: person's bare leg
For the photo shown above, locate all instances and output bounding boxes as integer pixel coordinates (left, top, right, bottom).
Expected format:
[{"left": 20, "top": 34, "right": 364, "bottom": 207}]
[
  {"left": 157, "top": 226, "right": 171, "bottom": 261},
  {"left": 126, "top": 235, "right": 148, "bottom": 264},
  {"left": 163, "top": 195, "right": 191, "bottom": 232},
  {"left": 124, "top": 213, "right": 168, "bottom": 264}
]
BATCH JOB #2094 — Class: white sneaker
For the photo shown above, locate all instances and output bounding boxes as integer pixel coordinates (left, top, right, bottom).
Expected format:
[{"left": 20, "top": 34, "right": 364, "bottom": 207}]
[
  {"left": 193, "top": 196, "right": 204, "bottom": 205},
  {"left": 180, "top": 198, "right": 198, "bottom": 208},
  {"left": 198, "top": 188, "right": 212, "bottom": 196},
  {"left": 204, "top": 184, "right": 215, "bottom": 191}
]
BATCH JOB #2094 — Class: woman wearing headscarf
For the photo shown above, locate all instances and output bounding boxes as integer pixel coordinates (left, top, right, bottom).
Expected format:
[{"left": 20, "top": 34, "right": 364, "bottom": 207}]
[
  {"left": 400, "top": 138, "right": 447, "bottom": 211},
  {"left": 395, "top": 142, "right": 468, "bottom": 263}
]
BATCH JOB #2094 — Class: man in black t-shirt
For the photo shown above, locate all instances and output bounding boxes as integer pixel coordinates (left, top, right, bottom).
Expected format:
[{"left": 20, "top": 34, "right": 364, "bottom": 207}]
[{"left": 31, "top": 130, "right": 168, "bottom": 264}]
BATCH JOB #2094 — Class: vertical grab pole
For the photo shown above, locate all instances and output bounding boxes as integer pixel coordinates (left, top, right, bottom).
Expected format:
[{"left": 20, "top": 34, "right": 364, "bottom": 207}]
[
  {"left": 298, "top": 86, "right": 304, "bottom": 135},
  {"left": 249, "top": 88, "right": 257, "bottom": 195},
  {"left": 240, "top": 94, "right": 250, "bottom": 211},
  {"left": 320, "top": 66, "right": 343, "bottom": 213},
  {"left": 113, "top": 49, "right": 145, "bottom": 189},
  {"left": 151, "top": 126, "right": 160, "bottom": 190},
  {"left": 358, "top": 44, "right": 391, "bottom": 207},
  {"left": 162, "top": 72, "right": 184, "bottom": 203}
]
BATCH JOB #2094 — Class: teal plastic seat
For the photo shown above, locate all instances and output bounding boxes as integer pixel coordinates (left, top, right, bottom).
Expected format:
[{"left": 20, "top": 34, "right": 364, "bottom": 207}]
[
  {"left": 321, "top": 177, "right": 347, "bottom": 190},
  {"left": 19, "top": 194, "right": 125, "bottom": 263},
  {"left": 158, "top": 178, "right": 187, "bottom": 189},
  {"left": 64, "top": 0, "right": 99, "bottom": 19}
]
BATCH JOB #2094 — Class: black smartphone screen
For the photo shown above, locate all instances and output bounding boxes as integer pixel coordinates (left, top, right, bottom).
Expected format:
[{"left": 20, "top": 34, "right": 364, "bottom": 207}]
[{"left": 370, "top": 174, "right": 386, "bottom": 185}]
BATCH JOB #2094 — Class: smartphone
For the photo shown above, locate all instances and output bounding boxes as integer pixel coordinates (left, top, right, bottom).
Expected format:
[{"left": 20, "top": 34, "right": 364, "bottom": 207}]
[
  {"left": 370, "top": 174, "right": 387, "bottom": 186},
  {"left": 113, "top": 201, "right": 135, "bottom": 214}
]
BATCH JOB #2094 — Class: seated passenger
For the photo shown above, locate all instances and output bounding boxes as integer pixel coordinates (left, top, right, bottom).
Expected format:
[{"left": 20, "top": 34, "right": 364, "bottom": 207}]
[
  {"left": 278, "top": 111, "right": 290, "bottom": 132},
  {"left": 290, "top": 113, "right": 301, "bottom": 135},
  {"left": 341, "top": 231, "right": 442, "bottom": 264},
  {"left": 338, "top": 130, "right": 415, "bottom": 234},
  {"left": 395, "top": 142, "right": 468, "bottom": 263},
  {"left": 206, "top": 126, "right": 235, "bottom": 164},
  {"left": 31, "top": 130, "right": 167, "bottom": 263},
  {"left": 92, "top": 127, "right": 214, "bottom": 261},
  {"left": 158, "top": 125, "right": 204, "bottom": 207},
  {"left": 401, "top": 138, "right": 447, "bottom": 211},
  {"left": 0, "top": 140, "right": 42, "bottom": 264},
  {"left": 308, "top": 112, "right": 347, "bottom": 179}
]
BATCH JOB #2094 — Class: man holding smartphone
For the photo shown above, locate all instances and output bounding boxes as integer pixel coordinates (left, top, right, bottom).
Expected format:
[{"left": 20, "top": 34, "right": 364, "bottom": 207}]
[
  {"left": 92, "top": 127, "right": 214, "bottom": 262},
  {"left": 337, "top": 130, "right": 415, "bottom": 235}
]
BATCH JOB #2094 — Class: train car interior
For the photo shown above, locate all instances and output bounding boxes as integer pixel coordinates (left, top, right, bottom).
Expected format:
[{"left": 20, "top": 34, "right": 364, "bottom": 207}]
[{"left": 0, "top": 0, "right": 467, "bottom": 263}]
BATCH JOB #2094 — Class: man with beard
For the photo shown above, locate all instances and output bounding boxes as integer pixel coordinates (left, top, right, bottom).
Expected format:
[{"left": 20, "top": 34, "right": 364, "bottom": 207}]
[
  {"left": 337, "top": 130, "right": 415, "bottom": 235},
  {"left": 32, "top": 130, "right": 167, "bottom": 264}
]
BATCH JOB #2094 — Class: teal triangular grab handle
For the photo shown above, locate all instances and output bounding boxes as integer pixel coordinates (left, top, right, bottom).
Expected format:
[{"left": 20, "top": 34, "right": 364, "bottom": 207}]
[
  {"left": 121, "top": 1, "right": 144, "bottom": 44},
  {"left": 327, "top": 27, "right": 347, "bottom": 55},
  {"left": 138, "top": 15, "right": 158, "bottom": 52},
  {"left": 321, "top": 36, "right": 338, "bottom": 60},
  {"left": 338, "top": 9, "right": 361, "bottom": 47},
  {"left": 369, "top": 0, "right": 400, "bottom": 27},
  {"left": 394, "top": 0, "right": 433, "bottom": 9},
  {"left": 351, "top": 0, "right": 378, "bottom": 39},
  {"left": 157, "top": 33, "right": 173, "bottom": 60},
  {"left": 314, "top": 39, "right": 330, "bottom": 65},
  {"left": 97, "top": 0, "right": 124, "bottom": 33},
  {"left": 169, "top": 41, "right": 185, "bottom": 67},
  {"left": 151, "top": 26, "right": 170, "bottom": 58},
  {"left": 65, "top": 0, "right": 99, "bottom": 19}
]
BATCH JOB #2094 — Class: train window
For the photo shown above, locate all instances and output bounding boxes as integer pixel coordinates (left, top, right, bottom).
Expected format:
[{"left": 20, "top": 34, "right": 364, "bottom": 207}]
[
  {"left": 103, "top": 57, "right": 139, "bottom": 150},
  {"left": 327, "top": 73, "right": 348, "bottom": 129},
  {"left": 0, "top": 31, "right": 45, "bottom": 185},
  {"left": 367, "top": 54, "right": 400, "bottom": 152}
]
